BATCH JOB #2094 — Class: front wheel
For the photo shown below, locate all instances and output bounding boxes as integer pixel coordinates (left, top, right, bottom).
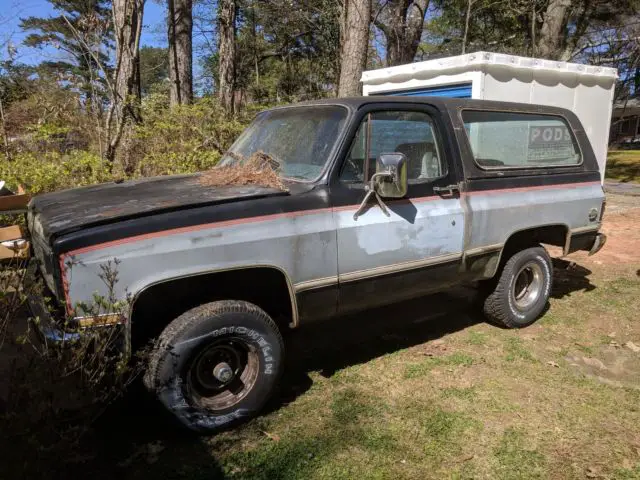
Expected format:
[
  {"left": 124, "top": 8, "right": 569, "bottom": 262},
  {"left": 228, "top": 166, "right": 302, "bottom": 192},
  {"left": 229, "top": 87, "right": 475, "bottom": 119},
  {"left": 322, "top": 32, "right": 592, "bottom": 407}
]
[
  {"left": 144, "top": 300, "right": 284, "bottom": 433},
  {"left": 483, "top": 246, "right": 553, "bottom": 328}
]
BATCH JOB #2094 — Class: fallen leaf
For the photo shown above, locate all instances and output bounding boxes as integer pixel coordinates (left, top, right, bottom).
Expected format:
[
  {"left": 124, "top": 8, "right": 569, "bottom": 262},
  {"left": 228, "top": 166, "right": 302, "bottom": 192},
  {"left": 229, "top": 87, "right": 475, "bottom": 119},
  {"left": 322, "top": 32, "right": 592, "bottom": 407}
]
[
  {"left": 546, "top": 361, "right": 560, "bottom": 368},
  {"left": 262, "top": 431, "right": 281, "bottom": 442},
  {"left": 609, "top": 340, "right": 621, "bottom": 348},
  {"left": 625, "top": 341, "right": 640, "bottom": 353},
  {"left": 586, "top": 467, "right": 599, "bottom": 478}
]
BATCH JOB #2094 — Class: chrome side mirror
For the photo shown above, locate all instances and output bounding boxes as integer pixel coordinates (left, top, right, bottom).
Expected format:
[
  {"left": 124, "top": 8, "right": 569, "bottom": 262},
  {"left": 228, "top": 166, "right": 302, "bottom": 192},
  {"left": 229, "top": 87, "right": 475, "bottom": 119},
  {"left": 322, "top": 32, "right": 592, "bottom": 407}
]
[
  {"left": 374, "top": 153, "right": 408, "bottom": 198},
  {"left": 352, "top": 152, "right": 408, "bottom": 220}
]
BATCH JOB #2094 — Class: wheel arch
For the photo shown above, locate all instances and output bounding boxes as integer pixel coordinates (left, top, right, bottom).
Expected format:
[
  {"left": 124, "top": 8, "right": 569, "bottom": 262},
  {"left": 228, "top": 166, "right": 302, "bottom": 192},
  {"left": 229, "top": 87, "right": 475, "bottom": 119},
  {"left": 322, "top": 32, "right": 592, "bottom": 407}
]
[
  {"left": 128, "top": 265, "right": 299, "bottom": 348},
  {"left": 488, "top": 223, "right": 569, "bottom": 278}
]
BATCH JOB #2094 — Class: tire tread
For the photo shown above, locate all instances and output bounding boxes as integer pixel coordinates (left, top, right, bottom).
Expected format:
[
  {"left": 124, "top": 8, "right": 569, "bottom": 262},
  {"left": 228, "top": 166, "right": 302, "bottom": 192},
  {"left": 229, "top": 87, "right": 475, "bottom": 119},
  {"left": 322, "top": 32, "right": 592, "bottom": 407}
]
[{"left": 483, "top": 246, "right": 552, "bottom": 329}]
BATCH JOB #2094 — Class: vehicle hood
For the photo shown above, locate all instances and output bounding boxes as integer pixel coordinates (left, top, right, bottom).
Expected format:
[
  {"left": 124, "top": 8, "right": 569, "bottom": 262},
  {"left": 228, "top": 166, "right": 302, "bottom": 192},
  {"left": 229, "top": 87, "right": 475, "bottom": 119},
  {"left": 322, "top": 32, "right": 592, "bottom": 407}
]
[{"left": 28, "top": 173, "right": 288, "bottom": 242}]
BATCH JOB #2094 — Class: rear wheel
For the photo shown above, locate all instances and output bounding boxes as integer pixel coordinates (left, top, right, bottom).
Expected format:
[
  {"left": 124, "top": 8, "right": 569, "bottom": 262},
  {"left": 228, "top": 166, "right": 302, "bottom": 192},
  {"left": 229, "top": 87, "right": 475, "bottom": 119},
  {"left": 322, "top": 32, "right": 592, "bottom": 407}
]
[
  {"left": 483, "top": 246, "right": 552, "bottom": 328},
  {"left": 144, "top": 300, "right": 284, "bottom": 433}
]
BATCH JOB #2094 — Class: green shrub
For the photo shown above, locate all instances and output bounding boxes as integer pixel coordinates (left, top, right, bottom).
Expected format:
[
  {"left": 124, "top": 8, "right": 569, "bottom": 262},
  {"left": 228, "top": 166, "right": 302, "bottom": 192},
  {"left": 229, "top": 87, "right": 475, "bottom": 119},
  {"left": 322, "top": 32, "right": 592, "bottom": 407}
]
[
  {"left": 0, "top": 151, "right": 111, "bottom": 194},
  {"left": 126, "top": 96, "right": 252, "bottom": 175},
  {"left": 0, "top": 96, "right": 270, "bottom": 196}
]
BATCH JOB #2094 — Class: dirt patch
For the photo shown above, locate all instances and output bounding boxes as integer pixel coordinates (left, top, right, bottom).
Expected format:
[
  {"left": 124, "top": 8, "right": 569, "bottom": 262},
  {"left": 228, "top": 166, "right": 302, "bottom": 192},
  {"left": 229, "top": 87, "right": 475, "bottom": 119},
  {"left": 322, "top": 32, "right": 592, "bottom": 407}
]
[
  {"left": 566, "top": 346, "right": 640, "bottom": 389},
  {"left": 198, "top": 151, "right": 286, "bottom": 190},
  {"left": 571, "top": 207, "right": 640, "bottom": 268}
]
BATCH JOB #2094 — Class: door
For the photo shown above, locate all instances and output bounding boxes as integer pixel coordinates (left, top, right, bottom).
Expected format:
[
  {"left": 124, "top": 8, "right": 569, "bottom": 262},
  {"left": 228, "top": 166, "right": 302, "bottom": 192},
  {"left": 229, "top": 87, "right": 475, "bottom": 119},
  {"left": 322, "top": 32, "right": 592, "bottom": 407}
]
[
  {"left": 331, "top": 107, "right": 465, "bottom": 313},
  {"left": 379, "top": 83, "right": 473, "bottom": 98}
]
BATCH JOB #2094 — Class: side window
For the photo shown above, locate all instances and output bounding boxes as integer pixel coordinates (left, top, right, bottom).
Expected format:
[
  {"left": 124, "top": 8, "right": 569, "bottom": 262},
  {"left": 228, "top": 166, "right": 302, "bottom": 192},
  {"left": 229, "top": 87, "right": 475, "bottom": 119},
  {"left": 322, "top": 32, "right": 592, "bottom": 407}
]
[
  {"left": 340, "top": 111, "right": 445, "bottom": 184},
  {"left": 461, "top": 110, "right": 582, "bottom": 169}
]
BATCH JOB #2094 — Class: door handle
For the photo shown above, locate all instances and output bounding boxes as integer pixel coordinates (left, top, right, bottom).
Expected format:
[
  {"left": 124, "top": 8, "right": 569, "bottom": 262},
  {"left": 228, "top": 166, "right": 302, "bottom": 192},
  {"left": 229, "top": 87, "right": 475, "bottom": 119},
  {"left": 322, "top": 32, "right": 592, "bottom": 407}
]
[{"left": 433, "top": 184, "right": 460, "bottom": 196}]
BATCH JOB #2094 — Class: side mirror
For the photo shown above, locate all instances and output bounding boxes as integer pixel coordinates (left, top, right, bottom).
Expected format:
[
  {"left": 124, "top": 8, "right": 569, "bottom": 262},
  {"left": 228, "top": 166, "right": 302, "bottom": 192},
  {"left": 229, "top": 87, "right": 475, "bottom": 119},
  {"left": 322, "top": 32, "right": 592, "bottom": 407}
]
[{"left": 374, "top": 152, "right": 408, "bottom": 198}]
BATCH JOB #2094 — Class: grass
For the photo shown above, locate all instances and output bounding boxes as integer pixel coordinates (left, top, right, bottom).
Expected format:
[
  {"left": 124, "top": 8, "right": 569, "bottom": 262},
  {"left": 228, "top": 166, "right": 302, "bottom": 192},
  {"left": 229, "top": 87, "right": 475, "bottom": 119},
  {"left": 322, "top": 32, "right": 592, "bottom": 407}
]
[
  {"left": 28, "top": 240, "right": 640, "bottom": 479},
  {"left": 404, "top": 352, "right": 475, "bottom": 378},
  {"left": 607, "top": 150, "right": 640, "bottom": 183},
  {"left": 493, "top": 428, "right": 547, "bottom": 480},
  {"left": 503, "top": 336, "right": 535, "bottom": 362}
]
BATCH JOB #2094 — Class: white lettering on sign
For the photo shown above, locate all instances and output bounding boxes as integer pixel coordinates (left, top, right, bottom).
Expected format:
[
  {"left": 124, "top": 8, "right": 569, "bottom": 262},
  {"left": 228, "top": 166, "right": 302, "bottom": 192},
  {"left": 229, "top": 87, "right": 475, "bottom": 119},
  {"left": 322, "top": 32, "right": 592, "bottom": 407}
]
[
  {"left": 528, "top": 124, "right": 575, "bottom": 163},
  {"left": 529, "top": 126, "right": 572, "bottom": 146}
]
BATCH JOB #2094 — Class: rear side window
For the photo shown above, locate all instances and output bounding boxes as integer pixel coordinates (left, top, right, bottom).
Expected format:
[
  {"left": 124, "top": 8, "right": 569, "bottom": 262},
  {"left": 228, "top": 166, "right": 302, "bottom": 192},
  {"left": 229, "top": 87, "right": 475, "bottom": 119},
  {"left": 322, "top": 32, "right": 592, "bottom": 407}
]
[{"left": 461, "top": 110, "right": 581, "bottom": 169}]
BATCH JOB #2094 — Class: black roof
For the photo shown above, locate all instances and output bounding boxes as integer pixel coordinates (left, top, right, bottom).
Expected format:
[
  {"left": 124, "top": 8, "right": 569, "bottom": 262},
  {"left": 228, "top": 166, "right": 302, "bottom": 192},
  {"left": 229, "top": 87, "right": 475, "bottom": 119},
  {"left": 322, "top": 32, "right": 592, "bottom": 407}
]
[{"left": 270, "top": 96, "right": 578, "bottom": 119}]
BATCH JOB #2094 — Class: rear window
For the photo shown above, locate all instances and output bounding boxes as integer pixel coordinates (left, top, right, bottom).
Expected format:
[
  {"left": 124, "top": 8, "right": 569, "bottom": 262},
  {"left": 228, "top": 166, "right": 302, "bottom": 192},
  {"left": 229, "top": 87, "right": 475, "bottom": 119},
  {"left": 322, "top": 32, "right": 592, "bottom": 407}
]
[{"left": 461, "top": 110, "right": 582, "bottom": 169}]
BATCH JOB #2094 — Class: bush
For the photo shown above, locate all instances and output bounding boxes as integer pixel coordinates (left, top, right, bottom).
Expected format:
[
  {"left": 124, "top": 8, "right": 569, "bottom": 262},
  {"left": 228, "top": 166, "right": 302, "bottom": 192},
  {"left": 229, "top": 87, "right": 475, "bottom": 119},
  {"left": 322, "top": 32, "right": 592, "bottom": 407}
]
[
  {"left": 0, "top": 96, "right": 260, "bottom": 192},
  {"left": 0, "top": 151, "right": 112, "bottom": 194},
  {"left": 0, "top": 258, "right": 144, "bottom": 479},
  {"left": 122, "top": 95, "right": 254, "bottom": 176}
]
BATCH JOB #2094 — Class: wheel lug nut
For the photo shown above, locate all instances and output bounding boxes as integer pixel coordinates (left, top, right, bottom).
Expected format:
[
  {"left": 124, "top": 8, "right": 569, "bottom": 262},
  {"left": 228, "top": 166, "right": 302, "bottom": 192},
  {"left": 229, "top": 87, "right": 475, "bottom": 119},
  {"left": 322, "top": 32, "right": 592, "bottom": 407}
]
[{"left": 213, "top": 362, "right": 233, "bottom": 383}]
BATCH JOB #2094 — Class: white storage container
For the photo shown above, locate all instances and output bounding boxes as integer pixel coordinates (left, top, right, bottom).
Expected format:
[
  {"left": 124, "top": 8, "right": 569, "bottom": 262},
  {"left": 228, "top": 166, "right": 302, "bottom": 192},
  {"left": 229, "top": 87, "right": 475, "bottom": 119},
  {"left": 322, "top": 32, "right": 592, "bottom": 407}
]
[{"left": 361, "top": 52, "right": 617, "bottom": 181}]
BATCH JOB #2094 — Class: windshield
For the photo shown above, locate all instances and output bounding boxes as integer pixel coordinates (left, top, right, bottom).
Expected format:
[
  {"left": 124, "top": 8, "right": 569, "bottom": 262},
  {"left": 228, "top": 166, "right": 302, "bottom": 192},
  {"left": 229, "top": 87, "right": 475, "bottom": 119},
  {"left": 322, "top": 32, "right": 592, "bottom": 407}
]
[{"left": 219, "top": 105, "right": 348, "bottom": 181}]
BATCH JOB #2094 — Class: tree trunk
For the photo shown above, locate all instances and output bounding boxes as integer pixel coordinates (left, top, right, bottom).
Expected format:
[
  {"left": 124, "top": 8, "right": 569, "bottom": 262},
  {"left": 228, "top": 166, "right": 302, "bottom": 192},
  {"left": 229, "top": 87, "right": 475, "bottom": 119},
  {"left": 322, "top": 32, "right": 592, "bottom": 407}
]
[
  {"left": 537, "top": 0, "right": 571, "bottom": 60},
  {"left": 168, "top": 0, "right": 193, "bottom": 106},
  {"left": 375, "top": 0, "right": 429, "bottom": 67},
  {"left": 338, "top": 0, "right": 371, "bottom": 97},
  {"left": 0, "top": 97, "right": 10, "bottom": 160},
  {"left": 107, "top": 0, "right": 144, "bottom": 163},
  {"left": 218, "top": 0, "right": 236, "bottom": 113},
  {"left": 461, "top": 0, "right": 473, "bottom": 54}
]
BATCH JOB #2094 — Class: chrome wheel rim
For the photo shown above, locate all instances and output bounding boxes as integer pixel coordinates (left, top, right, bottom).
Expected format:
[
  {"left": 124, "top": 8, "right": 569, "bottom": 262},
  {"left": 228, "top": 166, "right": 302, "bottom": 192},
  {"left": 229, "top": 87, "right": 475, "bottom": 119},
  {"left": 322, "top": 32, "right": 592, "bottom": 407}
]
[{"left": 512, "top": 262, "right": 544, "bottom": 310}]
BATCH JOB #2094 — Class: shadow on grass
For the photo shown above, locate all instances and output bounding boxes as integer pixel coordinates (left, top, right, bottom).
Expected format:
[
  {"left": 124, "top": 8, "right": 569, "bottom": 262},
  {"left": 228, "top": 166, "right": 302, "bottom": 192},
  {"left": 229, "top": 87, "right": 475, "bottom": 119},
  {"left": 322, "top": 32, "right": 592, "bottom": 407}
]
[
  {"left": 551, "top": 257, "right": 596, "bottom": 299},
  {"left": 90, "top": 260, "right": 596, "bottom": 479},
  {"left": 606, "top": 157, "right": 640, "bottom": 183}
]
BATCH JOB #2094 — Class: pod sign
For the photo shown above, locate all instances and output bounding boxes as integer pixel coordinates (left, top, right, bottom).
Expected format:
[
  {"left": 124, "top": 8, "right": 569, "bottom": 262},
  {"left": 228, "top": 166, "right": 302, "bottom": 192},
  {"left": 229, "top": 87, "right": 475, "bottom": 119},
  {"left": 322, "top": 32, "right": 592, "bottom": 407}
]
[
  {"left": 528, "top": 125, "right": 575, "bottom": 162},
  {"left": 529, "top": 125, "right": 572, "bottom": 145}
]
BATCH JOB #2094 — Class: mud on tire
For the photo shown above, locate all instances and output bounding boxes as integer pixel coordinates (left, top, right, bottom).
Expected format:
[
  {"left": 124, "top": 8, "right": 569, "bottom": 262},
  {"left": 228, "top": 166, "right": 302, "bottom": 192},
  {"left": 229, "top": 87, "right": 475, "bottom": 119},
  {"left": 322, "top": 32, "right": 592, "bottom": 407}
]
[
  {"left": 483, "top": 246, "right": 553, "bottom": 329},
  {"left": 144, "top": 300, "right": 284, "bottom": 434}
]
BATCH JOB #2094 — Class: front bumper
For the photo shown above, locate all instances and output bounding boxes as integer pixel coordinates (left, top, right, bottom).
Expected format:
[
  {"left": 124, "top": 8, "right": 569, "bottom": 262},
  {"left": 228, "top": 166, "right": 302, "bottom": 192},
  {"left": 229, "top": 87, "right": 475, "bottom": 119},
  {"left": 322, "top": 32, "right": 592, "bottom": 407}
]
[
  {"left": 588, "top": 233, "right": 607, "bottom": 256},
  {"left": 27, "top": 291, "right": 81, "bottom": 345},
  {"left": 25, "top": 259, "right": 126, "bottom": 348},
  {"left": 25, "top": 260, "right": 81, "bottom": 345}
]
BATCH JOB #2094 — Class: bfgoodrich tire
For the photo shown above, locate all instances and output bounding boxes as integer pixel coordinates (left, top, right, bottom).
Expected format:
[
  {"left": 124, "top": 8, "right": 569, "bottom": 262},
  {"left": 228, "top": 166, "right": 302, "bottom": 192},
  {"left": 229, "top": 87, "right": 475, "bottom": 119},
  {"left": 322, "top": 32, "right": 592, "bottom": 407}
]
[
  {"left": 144, "top": 300, "right": 284, "bottom": 434},
  {"left": 483, "top": 246, "right": 552, "bottom": 328}
]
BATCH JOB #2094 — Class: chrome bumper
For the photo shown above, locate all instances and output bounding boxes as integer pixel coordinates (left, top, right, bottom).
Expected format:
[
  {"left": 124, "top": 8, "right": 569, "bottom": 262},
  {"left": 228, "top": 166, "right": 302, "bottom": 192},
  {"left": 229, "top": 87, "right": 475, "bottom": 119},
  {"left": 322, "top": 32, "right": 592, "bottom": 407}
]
[{"left": 588, "top": 233, "right": 607, "bottom": 256}]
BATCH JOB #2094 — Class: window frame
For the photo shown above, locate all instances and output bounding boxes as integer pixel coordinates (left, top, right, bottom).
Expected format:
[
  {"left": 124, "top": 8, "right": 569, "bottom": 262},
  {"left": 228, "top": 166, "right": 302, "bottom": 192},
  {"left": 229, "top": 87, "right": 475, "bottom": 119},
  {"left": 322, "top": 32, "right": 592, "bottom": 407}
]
[
  {"left": 459, "top": 108, "right": 584, "bottom": 171},
  {"left": 338, "top": 108, "right": 448, "bottom": 186}
]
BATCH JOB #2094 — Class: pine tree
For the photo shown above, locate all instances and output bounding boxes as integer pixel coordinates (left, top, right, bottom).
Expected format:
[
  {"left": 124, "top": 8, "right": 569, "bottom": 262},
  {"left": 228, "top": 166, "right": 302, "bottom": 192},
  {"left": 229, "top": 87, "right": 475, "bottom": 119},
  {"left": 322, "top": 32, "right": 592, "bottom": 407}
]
[{"left": 20, "top": 0, "right": 113, "bottom": 103}]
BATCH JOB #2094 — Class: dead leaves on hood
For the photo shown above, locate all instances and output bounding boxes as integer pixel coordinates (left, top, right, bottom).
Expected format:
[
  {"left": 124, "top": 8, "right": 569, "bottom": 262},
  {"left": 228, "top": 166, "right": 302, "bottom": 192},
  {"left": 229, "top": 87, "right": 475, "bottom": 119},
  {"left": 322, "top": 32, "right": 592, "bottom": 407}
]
[{"left": 198, "top": 151, "right": 287, "bottom": 191}]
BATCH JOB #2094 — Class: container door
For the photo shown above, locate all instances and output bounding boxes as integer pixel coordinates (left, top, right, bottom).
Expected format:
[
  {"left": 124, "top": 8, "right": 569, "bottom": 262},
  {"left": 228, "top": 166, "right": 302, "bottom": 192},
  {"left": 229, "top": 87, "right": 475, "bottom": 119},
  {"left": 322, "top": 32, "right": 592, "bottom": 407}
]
[{"left": 380, "top": 83, "right": 473, "bottom": 98}]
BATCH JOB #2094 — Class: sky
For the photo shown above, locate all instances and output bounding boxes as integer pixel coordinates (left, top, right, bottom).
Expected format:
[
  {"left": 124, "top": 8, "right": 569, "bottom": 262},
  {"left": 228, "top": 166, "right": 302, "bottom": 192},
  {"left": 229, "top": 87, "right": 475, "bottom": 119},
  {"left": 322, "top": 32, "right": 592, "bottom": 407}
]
[{"left": 0, "top": 0, "right": 168, "bottom": 64}]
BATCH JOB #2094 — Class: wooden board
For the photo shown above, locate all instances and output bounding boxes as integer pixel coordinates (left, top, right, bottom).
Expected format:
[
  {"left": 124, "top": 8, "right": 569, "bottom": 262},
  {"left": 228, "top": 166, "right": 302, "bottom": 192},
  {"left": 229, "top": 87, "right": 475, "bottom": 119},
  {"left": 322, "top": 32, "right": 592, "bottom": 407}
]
[
  {"left": 0, "top": 241, "right": 30, "bottom": 260},
  {"left": 0, "top": 225, "right": 24, "bottom": 242},
  {"left": 0, "top": 194, "right": 31, "bottom": 214}
]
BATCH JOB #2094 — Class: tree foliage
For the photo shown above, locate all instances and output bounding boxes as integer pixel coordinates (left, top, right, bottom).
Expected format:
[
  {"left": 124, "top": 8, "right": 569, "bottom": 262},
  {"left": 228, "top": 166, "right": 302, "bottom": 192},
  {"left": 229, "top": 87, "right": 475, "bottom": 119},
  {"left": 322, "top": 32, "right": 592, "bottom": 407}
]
[
  {"left": 139, "top": 46, "right": 169, "bottom": 96},
  {"left": 1, "top": 0, "right": 638, "bottom": 171},
  {"left": 19, "top": 0, "right": 113, "bottom": 102}
]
